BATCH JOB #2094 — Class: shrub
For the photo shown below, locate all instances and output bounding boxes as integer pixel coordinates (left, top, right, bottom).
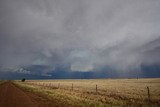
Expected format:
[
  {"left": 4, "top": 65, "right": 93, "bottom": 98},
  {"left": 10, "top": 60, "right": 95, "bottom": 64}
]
[{"left": 21, "top": 78, "right": 26, "bottom": 82}]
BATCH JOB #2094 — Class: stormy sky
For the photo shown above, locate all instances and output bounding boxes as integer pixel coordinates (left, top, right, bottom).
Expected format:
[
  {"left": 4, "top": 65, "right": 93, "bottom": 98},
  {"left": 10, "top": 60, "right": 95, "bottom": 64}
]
[{"left": 0, "top": 0, "right": 160, "bottom": 77}]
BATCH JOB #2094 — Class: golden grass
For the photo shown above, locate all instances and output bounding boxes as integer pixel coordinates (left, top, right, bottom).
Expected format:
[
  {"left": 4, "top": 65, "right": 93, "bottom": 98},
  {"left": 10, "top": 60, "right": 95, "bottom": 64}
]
[
  {"left": 0, "top": 80, "right": 6, "bottom": 84},
  {"left": 15, "top": 78, "right": 160, "bottom": 107}
]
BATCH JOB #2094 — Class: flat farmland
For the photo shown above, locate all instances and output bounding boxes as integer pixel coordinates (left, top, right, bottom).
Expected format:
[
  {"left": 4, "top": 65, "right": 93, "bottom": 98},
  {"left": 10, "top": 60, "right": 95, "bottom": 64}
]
[{"left": 15, "top": 78, "right": 160, "bottom": 107}]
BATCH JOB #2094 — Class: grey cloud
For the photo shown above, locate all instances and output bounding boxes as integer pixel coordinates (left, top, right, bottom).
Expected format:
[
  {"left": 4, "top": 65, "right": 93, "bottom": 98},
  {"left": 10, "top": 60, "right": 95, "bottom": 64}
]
[{"left": 0, "top": 0, "right": 160, "bottom": 75}]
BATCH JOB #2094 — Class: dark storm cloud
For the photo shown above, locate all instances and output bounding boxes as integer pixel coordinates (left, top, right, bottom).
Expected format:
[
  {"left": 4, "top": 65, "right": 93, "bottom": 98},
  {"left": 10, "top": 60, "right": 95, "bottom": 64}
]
[{"left": 0, "top": 0, "right": 160, "bottom": 75}]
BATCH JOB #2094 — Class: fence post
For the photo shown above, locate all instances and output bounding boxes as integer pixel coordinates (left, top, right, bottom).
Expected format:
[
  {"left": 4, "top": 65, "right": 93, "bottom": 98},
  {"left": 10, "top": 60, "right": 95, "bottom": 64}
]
[
  {"left": 96, "top": 84, "right": 98, "bottom": 93},
  {"left": 49, "top": 83, "right": 51, "bottom": 87},
  {"left": 147, "top": 86, "right": 150, "bottom": 101},
  {"left": 58, "top": 83, "right": 60, "bottom": 89},
  {"left": 72, "top": 83, "right": 73, "bottom": 91}
]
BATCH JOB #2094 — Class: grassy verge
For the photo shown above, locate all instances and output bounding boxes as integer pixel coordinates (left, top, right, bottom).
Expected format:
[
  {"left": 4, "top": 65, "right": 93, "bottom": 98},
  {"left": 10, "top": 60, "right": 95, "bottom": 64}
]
[
  {"left": 14, "top": 81, "right": 112, "bottom": 107},
  {"left": 14, "top": 81, "right": 159, "bottom": 107},
  {"left": 0, "top": 80, "right": 7, "bottom": 85}
]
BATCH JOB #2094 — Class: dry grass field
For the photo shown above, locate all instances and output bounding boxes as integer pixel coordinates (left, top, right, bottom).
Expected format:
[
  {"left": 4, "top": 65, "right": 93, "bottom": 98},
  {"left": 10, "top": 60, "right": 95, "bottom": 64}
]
[{"left": 15, "top": 78, "right": 160, "bottom": 107}]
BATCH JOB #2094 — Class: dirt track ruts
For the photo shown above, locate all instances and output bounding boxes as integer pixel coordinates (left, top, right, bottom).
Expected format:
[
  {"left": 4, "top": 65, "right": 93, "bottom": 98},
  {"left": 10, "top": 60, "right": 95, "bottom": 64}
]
[{"left": 0, "top": 81, "right": 57, "bottom": 107}]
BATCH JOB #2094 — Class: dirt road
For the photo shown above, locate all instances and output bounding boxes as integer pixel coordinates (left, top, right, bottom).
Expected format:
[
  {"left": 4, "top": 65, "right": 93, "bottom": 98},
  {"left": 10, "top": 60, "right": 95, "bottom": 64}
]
[{"left": 0, "top": 82, "right": 57, "bottom": 107}]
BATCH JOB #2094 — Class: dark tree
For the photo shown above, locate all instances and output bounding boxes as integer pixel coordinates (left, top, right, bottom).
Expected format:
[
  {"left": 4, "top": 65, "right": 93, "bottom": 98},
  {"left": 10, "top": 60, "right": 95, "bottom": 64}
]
[{"left": 21, "top": 78, "right": 26, "bottom": 82}]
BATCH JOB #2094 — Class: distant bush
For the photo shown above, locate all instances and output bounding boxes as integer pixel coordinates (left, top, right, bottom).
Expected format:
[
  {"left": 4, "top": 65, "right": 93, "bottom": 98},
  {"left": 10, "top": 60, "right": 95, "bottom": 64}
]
[{"left": 21, "top": 78, "right": 26, "bottom": 82}]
